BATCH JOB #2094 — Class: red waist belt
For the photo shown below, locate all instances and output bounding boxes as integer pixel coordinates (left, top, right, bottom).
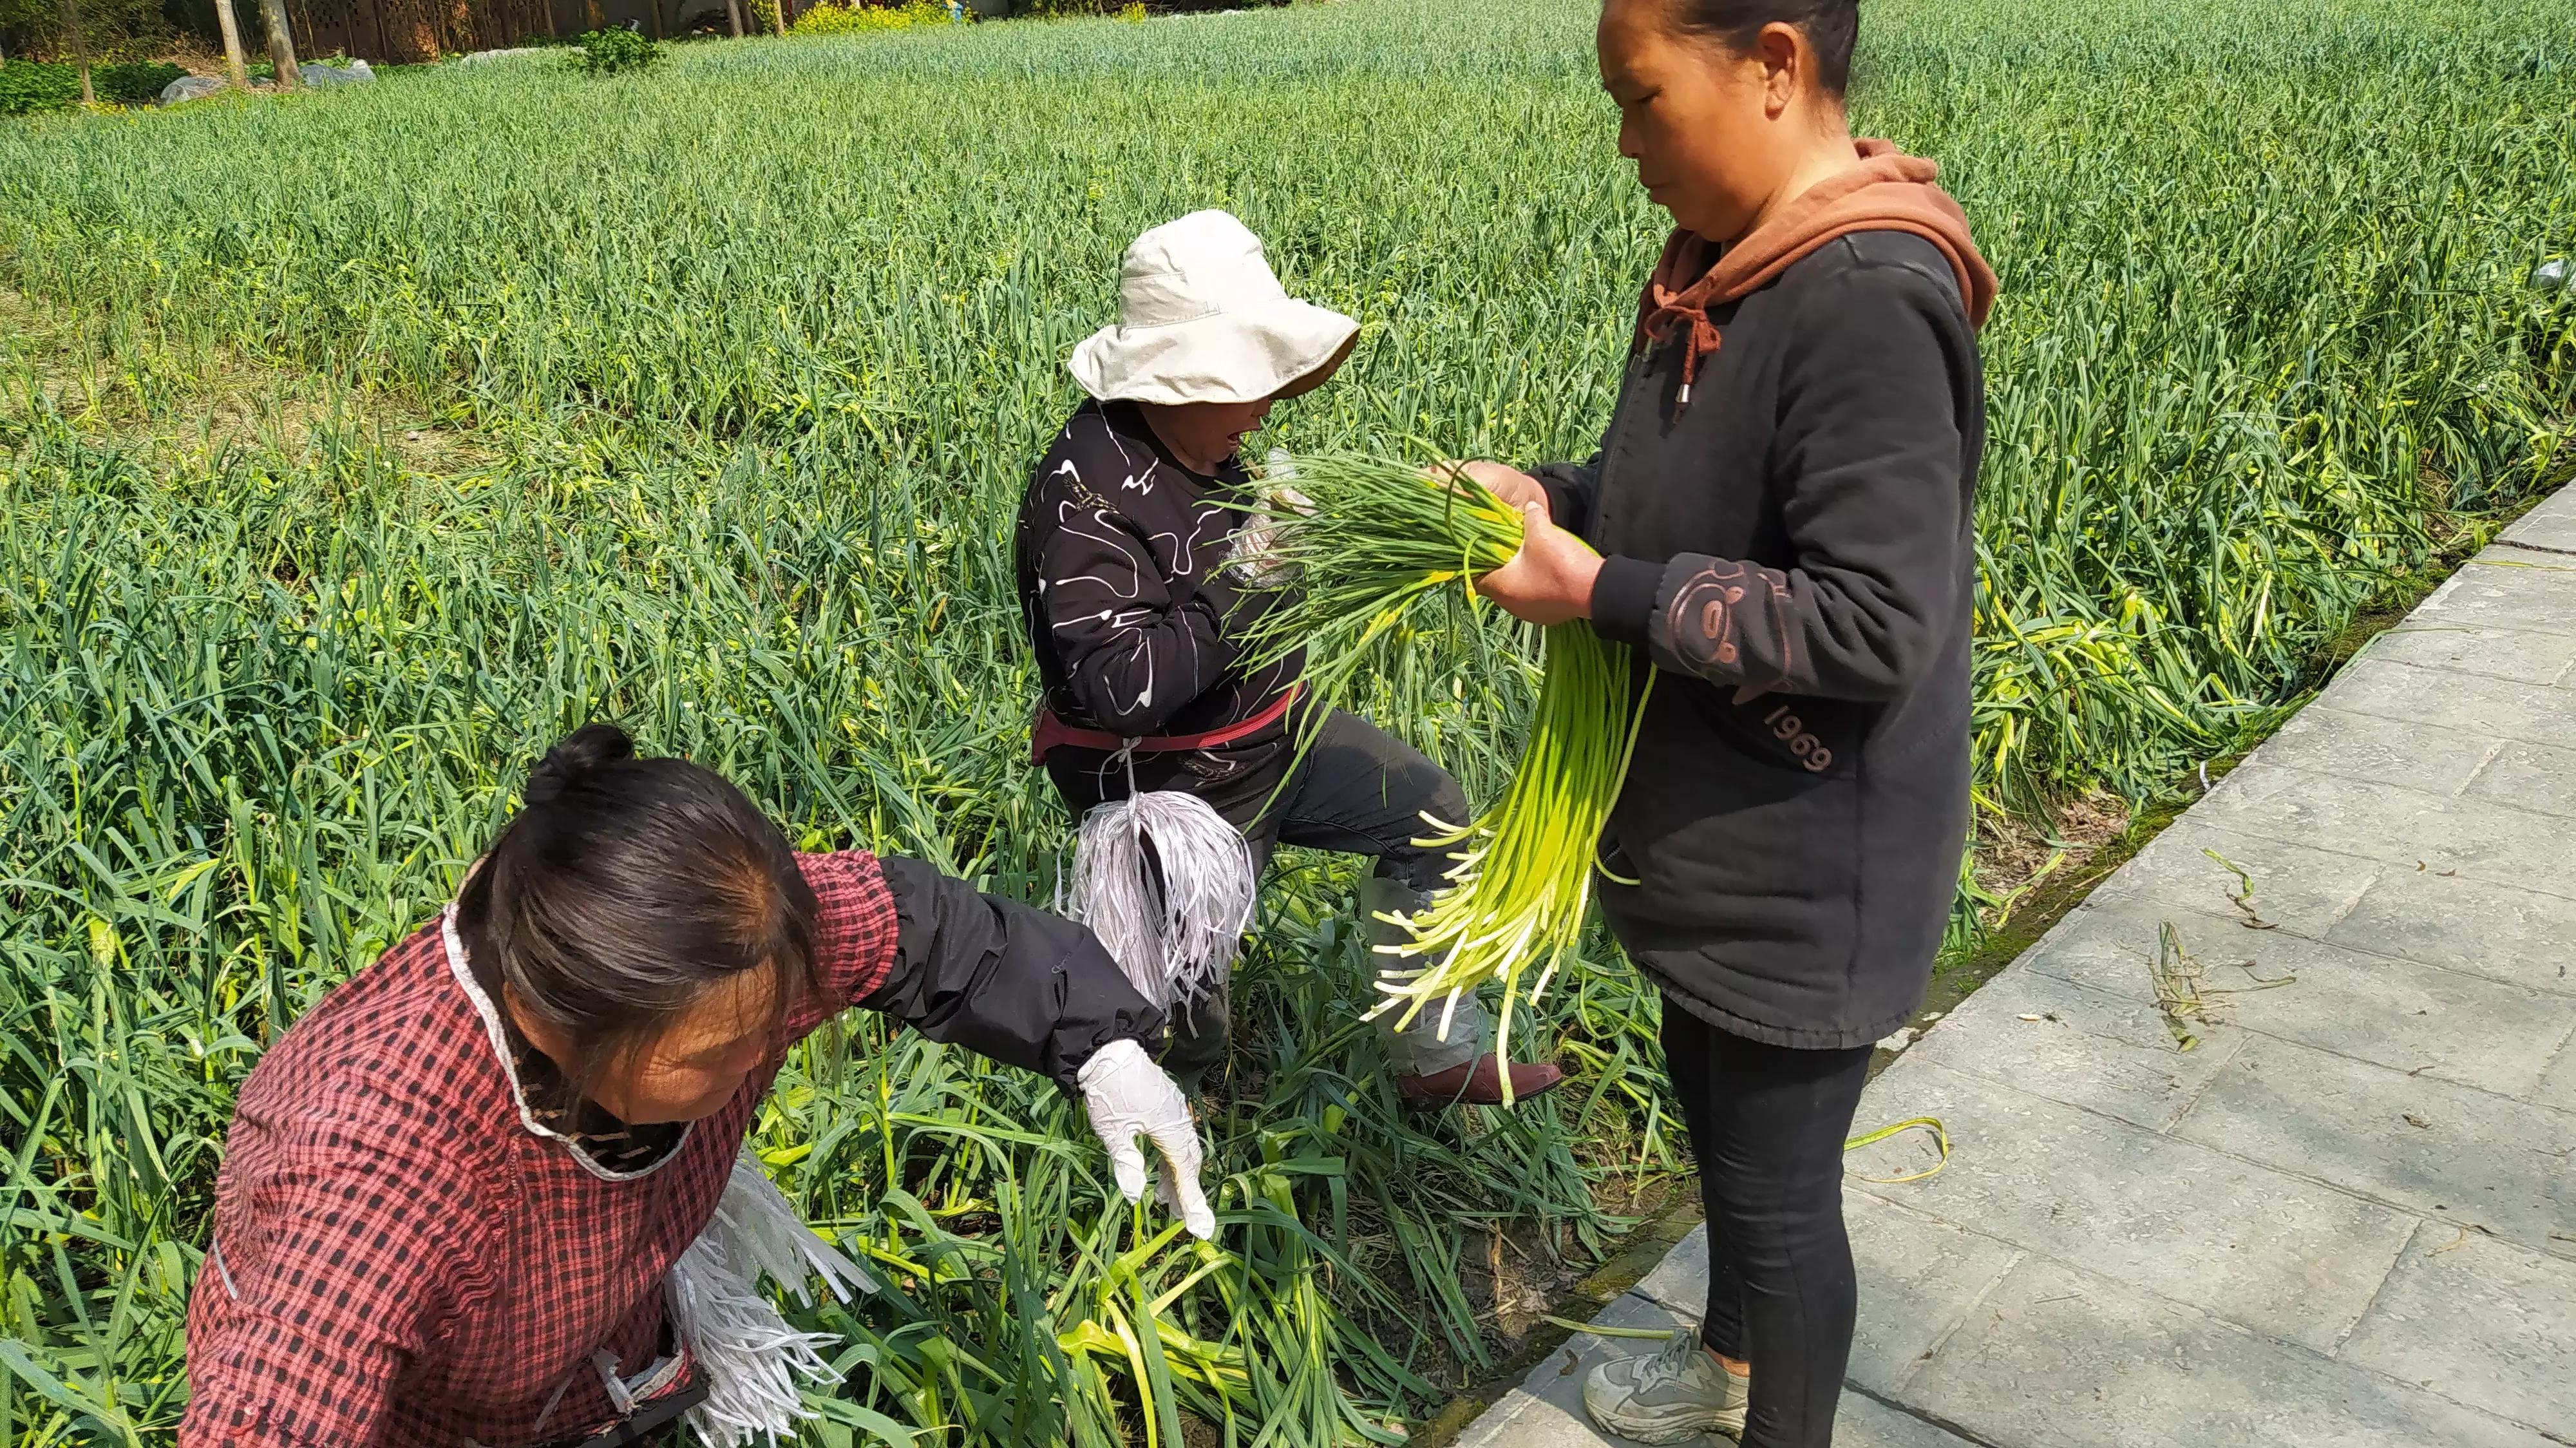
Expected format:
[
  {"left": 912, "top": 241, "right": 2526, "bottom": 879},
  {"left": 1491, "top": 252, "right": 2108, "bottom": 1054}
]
[{"left": 1030, "top": 685, "right": 1301, "bottom": 766}]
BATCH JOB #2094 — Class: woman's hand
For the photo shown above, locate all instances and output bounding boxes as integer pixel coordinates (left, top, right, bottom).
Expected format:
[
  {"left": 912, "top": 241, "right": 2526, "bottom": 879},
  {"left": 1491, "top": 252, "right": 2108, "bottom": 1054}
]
[
  {"left": 1439, "top": 459, "right": 1549, "bottom": 511},
  {"left": 1077, "top": 1039, "right": 1217, "bottom": 1239},
  {"left": 1475, "top": 502, "right": 1604, "bottom": 626}
]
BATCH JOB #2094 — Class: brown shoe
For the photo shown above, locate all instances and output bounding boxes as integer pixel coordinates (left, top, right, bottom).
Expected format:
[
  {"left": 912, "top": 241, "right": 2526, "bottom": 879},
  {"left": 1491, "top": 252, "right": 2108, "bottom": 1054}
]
[{"left": 1396, "top": 1054, "right": 1566, "bottom": 1107}]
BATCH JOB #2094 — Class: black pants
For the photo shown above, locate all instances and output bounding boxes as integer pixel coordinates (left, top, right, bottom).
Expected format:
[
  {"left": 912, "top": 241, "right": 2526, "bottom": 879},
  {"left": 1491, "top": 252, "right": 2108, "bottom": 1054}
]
[
  {"left": 1048, "top": 709, "right": 1468, "bottom": 1085},
  {"left": 1664, "top": 1004, "right": 1873, "bottom": 1448}
]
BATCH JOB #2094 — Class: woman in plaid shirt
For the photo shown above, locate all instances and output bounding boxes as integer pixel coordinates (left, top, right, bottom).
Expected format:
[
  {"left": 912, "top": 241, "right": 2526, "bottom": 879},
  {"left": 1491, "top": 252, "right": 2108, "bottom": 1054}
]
[{"left": 182, "top": 725, "right": 1209, "bottom": 1448}]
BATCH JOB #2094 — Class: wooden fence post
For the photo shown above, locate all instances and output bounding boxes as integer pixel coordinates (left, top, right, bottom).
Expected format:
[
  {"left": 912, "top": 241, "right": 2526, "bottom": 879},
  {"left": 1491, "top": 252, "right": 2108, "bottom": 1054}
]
[
  {"left": 212, "top": 0, "right": 252, "bottom": 87},
  {"left": 258, "top": 0, "right": 300, "bottom": 86}
]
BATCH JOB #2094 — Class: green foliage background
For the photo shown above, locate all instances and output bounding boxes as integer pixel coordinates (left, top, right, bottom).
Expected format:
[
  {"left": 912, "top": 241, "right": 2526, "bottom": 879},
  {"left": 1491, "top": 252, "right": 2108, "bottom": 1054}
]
[
  {"left": 574, "top": 26, "right": 668, "bottom": 73},
  {"left": 0, "top": 0, "right": 2570, "bottom": 1441}
]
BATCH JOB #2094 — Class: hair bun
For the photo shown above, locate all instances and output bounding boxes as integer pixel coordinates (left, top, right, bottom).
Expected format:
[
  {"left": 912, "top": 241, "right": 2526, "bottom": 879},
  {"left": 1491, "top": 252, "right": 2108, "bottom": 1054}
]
[{"left": 526, "top": 723, "right": 636, "bottom": 805}]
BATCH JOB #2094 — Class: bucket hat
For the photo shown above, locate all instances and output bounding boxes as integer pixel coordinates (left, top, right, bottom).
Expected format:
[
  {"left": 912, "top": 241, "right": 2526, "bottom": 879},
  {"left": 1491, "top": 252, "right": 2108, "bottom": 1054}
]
[{"left": 1069, "top": 210, "right": 1359, "bottom": 406}]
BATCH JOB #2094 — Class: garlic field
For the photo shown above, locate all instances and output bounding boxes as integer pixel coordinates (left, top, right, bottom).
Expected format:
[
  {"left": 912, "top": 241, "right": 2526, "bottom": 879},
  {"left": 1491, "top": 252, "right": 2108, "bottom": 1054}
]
[{"left": 0, "top": 0, "right": 2570, "bottom": 1440}]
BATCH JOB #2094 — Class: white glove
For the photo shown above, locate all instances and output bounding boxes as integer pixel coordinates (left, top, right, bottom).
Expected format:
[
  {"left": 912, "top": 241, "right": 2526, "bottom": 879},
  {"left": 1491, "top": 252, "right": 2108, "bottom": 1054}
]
[
  {"left": 1077, "top": 1039, "right": 1217, "bottom": 1239},
  {"left": 1227, "top": 491, "right": 1311, "bottom": 589},
  {"left": 1227, "top": 452, "right": 1314, "bottom": 588}
]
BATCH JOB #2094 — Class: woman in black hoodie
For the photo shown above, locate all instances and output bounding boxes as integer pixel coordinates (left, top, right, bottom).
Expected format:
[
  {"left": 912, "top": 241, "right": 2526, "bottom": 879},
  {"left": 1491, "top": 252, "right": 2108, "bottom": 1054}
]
[{"left": 1459, "top": 0, "right": 1993, "bottom": 1442}]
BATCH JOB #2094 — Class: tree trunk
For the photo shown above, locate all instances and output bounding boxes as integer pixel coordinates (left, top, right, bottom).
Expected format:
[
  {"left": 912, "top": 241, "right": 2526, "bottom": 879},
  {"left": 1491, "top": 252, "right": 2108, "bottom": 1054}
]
[
  {"left": 258, "top": 0, "right": 300, "bottom": 87},
  {"left": 58, "top": 0, "right": 95, "bottom": 106},
  {"left": 725, "top": 0, "right": 743, "bottom": 37},
  {"left": 212, "top": 0, "right": 252, "bottom": 88}
]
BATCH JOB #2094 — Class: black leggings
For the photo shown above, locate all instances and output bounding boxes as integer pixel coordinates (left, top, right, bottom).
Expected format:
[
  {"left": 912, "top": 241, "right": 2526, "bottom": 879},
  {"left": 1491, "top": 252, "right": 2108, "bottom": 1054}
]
[{"left": 1664, "top": 1004, "right": 1873, "bottom": 1448}]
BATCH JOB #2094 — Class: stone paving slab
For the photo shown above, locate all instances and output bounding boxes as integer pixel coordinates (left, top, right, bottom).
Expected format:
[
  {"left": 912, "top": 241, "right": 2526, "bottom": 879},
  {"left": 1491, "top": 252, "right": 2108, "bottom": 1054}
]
[
  {"left": 1850, "top": 1056, "right": 2418, "bottom": 1352},
  {"left": 2251, "top": 703, "right": 2503, "bottom": 795},
  {"left": 1627, "top": 1203, "right": 2031, "bottom": 1402},
  {"left": 2410, "top": 559, "right": 2576, "bottom": 636},
  {"left": 2186, "top": 755, "right": 2449, "bottom": 859},
  {"left": 2173, "top": 1037, "right": 2576, "bottom": 1259},
  {"left": 2339, "top": 1227, "right": 2576, "bottom": 1431},
  {"left": 1903, "top": 1256, "right": 2558, "bottom": 1448},
  {"left": 2501, "top": 482, "right": 2576, "bottom": 555},
  {"left": 1453, "top": 1290, "right": 1984, "bottom": 1448},
  {"left": 1450, "top": 488, "right": 2576, "bottom": 1448},
  {"left": 2081, "top": 817, "right": 2383, "bottom": 940},
  {"left": 2462, "top": 738, "right": 2576, "bottom": 817},
  {"left": 2541, "top": 1039, "right": 2576, "bottom": 1114},
  {"left": 2326, "top": 866, "right": 2576, "bottom": 996},
  {"left": 1901, "top": 964, "right": 2244, "bottom": 1132},
  {"left": 2023, "top": 893, "right": 2576, "bottom": 1100},
  {"left": 1458, "top": 1292, "right": 1681, "bottom": 1448},
  {"left": 1838, "top": 1195, "right": 2022, "bottom": 1398},
  {"left": 2404, "top": 792, "right": 2576, "bottom": 900},
  {"left": 2353, "top": 618, "right": 2576, "bottom": 687},
  {"left": 2318, "top": 656, "right": 2576, "bottom": 751},
  {"left": 1456, "top": 1308, "right": 1985, "bottom": 1448}
]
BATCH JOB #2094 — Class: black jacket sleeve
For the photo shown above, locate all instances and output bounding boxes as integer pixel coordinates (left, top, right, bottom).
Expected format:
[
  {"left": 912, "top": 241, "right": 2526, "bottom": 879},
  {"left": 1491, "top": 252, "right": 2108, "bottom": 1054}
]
[
  {"left": 1589, "top": 263, "right": 1969, "bottom": 702},
  {"left": 1532, "top": 454, "right": 1604, "bottom": 535},
  {"left": 856, "top": 857, "right": 1164, "bottom": 1092}
]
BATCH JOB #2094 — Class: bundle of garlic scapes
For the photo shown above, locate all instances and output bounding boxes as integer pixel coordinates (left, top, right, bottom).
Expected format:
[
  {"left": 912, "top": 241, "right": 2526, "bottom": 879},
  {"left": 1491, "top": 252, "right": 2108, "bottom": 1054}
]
[
  {"left": 1235, "top": 452, "right": 1527, "bottom": 729},
  {"left": 1237, "top": 454, "right": 1651, "bottom": 1101},
  {"left": 1370, "top": 621, "right": 1644, "bottom": 1078}
]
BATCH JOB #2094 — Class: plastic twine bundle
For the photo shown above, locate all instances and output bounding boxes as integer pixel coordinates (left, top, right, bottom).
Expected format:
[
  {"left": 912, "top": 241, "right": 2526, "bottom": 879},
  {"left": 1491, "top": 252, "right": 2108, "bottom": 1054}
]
[
  {"left": 1062, "top": 786, "right": 1258, "bottom": 1011},
  {"left": 665, "top": 1150, "right": 876, "bottom": 1447}
]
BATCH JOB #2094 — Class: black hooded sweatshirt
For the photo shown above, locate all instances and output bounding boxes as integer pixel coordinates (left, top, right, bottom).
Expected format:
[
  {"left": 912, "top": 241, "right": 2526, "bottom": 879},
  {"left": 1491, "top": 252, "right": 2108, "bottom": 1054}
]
[{"left": 1535, "top": 231, "right": 1985, "bottom": 1051}]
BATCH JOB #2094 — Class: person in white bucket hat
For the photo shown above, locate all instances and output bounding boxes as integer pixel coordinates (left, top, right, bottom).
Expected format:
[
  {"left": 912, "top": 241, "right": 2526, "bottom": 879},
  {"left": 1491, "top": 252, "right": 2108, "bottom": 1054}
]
[
  {"left": 1014, "top": 209, "right": 1567, "bottom": 1107},
  {"left": 1065, "top": 209, "right": 1361, "bottom": 412}
]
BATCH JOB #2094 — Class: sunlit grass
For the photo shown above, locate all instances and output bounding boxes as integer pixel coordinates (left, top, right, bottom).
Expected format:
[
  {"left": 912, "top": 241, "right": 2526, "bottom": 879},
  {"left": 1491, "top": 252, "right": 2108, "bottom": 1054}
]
[{"left": 0, "top": 0, "right": 2570, "bottom": 1440}]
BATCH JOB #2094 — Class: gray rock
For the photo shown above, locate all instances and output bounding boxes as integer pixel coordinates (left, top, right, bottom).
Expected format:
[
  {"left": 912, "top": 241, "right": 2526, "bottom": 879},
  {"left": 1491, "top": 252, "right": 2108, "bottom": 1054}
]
[
  {"left": 160, "top": 74, "right": 228, "bottom": 104},
  {"left": 2535, "top": 258, "right": 2569, "bottom": 293},
  {"left": 298, "top": 59, "right": 375, "bottom": 88}
]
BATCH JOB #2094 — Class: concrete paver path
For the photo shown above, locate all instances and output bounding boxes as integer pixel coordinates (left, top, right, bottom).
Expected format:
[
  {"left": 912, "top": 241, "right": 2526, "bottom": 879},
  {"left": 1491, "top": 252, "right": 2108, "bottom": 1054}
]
[{"left": 1459, "top": 485, "right": 2576, "bottom": 1448}]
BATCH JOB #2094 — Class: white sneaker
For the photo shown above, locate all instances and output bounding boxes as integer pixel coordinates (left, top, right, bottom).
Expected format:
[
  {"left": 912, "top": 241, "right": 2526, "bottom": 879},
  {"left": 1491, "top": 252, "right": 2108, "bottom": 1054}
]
[{"left": 1582, "top": 1329, "right": 1751, "bottom": 1443}]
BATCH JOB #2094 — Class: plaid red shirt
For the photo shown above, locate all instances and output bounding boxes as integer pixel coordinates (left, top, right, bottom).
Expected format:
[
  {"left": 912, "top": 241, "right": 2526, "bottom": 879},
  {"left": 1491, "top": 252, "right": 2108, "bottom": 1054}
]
[{"left": 180, "top": 852, "right": 900, "bottom": 1448}]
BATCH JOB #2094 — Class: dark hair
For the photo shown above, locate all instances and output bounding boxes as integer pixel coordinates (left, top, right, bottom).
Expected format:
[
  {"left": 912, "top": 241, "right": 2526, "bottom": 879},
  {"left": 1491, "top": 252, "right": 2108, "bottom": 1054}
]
[
  {"left": 455, "top": 724, "right": 820, "bottom": 1096},
  {"left": 1660, "top": 0, "right": 1859, "bottom": 98}
]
